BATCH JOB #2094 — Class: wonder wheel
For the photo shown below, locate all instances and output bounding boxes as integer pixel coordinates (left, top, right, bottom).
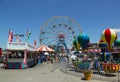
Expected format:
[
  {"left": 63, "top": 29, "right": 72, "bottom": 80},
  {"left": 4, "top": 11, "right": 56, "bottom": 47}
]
[{"left": 39, "top": 16, "right": 82, "bottom": 53}]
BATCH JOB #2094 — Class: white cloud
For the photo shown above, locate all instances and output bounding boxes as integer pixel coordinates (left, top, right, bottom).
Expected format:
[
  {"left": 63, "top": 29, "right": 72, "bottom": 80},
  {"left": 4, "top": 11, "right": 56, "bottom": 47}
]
[{"left": 113, "top": 28, "right": 120, "bottom": 32}]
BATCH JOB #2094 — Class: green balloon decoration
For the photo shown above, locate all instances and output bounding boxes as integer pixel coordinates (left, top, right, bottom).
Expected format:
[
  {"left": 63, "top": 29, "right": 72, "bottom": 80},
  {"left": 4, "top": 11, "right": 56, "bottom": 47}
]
[
  {"left": 114, "top": 39, "right": 120, "bottom": 46},
  {"left": 77, "top": 33, "right": 90, "bottom": 50},
  {"left": 73, "top": 38, "right": 80, "bottom": 50}
]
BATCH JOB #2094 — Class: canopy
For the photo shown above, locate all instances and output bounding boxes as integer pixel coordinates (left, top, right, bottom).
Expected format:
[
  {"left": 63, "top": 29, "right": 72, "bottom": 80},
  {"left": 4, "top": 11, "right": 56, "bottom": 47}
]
[{"left": 36, "top": 45, "right": 55, "bottom": 52}]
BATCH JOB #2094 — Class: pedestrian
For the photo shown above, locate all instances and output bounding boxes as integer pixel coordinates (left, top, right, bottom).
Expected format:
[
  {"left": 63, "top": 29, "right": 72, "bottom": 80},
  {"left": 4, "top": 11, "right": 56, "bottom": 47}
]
[{"left": 50, "top": 56, "right": 53, "bottom": 64}]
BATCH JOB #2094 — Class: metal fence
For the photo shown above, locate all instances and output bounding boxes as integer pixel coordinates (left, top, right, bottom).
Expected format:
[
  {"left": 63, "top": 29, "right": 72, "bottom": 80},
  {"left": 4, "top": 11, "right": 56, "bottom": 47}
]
[{"left": 59, "top": 57, "right": 120, "bottom": 82}]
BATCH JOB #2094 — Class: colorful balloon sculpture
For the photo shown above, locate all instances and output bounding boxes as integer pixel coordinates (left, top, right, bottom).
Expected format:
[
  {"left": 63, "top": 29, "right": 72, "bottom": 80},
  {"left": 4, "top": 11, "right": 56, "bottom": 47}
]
[
  {"left": 98, "top": 39, "right": 108, "bottom": 48},
  {"left": 114, "top": 39, "right": 120, "bottom": 46},
  {"left": 77, "top": 33, "right": 90, "bottom": 50},
  {"left": 73, "top": 38, "right": 80, "bottom": 50},
  {"left": 100, "top": 28, "right": 117, "bottom": 50}
]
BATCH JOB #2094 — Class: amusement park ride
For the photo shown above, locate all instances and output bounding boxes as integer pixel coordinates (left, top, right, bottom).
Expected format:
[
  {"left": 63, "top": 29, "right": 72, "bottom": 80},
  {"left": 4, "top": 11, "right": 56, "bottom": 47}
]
[{"left": 39, "top": 16, "right": 82, "bottom": 55}]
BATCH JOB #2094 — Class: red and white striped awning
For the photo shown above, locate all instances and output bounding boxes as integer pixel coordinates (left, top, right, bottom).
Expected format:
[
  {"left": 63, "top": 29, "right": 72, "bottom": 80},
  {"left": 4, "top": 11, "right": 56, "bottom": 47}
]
[{"left": 36, "top": 45, "right": 55, "bottom": 52}]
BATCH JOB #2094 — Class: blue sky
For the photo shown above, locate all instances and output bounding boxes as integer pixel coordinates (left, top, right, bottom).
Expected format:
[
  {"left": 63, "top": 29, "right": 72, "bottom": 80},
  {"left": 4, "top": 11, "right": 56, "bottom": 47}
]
[{"left": 0, "top": 0, "right": 120, "bottom": 49}]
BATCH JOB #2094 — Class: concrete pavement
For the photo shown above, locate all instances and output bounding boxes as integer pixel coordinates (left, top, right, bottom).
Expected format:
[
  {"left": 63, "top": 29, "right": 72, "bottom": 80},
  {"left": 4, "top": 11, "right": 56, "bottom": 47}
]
[{"left": 0, "top": 63, "right": 109, "bottom": 82}]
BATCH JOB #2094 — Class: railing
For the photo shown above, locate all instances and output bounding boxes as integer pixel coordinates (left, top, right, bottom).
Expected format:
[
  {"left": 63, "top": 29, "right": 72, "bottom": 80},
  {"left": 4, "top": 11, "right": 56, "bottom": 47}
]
[{"left": 57, "top": 57, "right": 120, "bottom": 82}]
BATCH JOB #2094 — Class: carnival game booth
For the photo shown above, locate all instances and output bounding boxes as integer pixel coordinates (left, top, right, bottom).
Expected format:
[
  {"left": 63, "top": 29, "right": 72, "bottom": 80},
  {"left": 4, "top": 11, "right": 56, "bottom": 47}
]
[{"left": 5, "top": 42, "right": 36, "bottom": 69}]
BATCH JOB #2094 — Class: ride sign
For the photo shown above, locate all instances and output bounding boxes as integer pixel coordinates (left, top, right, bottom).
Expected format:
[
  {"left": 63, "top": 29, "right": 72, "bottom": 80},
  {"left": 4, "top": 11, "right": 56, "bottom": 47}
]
[{"left": 14, "top": 34, "right": 24, "bottom": 37}]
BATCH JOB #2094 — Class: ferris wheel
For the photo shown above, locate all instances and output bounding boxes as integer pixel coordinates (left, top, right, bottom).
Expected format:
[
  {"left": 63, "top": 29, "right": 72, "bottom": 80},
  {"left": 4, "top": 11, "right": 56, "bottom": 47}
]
[{"left": 39, "top": 16, "right": 82, "bottom": 52}]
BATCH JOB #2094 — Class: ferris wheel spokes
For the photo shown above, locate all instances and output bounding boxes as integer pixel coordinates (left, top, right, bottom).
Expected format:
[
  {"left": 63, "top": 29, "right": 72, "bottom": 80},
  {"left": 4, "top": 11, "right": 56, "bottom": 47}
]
[
  {"left": 40, "top": 36, "right": 58, "bottom": 40},
  {"left": 41, "top": 30, "right": 57, "bottom": 36},
  {"left": 44, "top": 38, "right": 58, "bottom": 46}
]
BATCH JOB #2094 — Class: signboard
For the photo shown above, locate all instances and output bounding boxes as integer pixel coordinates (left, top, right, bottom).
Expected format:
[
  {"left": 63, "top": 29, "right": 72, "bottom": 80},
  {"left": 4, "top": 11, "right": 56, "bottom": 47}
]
[
  {"left": 14, "top": 34, "right": 24, "bottom": 37},
  {"left": 7, "top": 42, "right": 35, "bottom": 51}
]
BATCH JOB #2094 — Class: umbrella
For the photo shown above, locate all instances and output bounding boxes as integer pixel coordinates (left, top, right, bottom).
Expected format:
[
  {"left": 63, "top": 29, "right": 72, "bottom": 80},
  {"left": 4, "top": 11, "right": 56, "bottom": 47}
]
[
  {"left": 44, "top": 52, "right": 49, "bottom": 55},
  {"left": 36, "top": 45, "right": 55, "bottom": 52},
  {"left": 70, "top": 55, "right": 77, "bottom": 60},
  {"left": 71, "top": 51, "right": 80, "bottom": 55}
]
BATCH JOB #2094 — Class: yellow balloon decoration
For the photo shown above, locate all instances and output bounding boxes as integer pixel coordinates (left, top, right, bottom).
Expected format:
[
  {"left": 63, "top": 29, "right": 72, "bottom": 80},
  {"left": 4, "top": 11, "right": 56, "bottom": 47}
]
[{"left": 100, "top": 28, "right": 117, "bottom": 50}]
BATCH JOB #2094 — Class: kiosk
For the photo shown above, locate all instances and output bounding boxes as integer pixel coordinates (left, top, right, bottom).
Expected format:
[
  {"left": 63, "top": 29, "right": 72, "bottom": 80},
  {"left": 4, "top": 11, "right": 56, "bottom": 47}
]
[{"left": 5, "top": 42, "right": 37, "bottom": 69}]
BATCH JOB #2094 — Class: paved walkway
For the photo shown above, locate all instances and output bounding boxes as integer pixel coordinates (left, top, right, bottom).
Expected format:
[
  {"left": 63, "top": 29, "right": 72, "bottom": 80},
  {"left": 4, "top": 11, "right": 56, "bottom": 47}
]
[{"left": 0, "top": 63, "right": 109, "bottom": 82}]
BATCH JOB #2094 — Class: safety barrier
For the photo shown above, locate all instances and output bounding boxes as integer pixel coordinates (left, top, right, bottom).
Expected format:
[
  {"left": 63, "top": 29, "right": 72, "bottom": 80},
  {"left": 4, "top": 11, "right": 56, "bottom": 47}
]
[{"left": 67, "top": 60, "right": 120, "bottom": 82}]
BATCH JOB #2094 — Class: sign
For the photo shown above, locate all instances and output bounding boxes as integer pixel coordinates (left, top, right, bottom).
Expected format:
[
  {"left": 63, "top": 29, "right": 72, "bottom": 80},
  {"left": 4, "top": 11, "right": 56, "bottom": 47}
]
[
  {"left": 7, "top": 42, "right": 35, "bottom": 51},
  {"left": 14, "top": 34, "right": 24, "bottom": 37}
]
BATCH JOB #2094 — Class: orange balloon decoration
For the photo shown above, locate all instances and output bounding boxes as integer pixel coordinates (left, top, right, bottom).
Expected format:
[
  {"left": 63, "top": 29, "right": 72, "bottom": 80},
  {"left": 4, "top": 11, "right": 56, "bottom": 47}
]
[{"left": 100, "top": 28, "right": 117, "bottom": 50}]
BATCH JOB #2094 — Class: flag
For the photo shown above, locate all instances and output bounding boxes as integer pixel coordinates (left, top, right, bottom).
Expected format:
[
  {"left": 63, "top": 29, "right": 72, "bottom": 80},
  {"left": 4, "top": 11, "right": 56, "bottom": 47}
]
[
  {"left": 26, "top": 30, "right": 31, "bottom": 39},
  {"left": 34, "top": 39, "right": 37, "bottom": 48},
  {"left": 8, "top": 30, "right": 13, "bottom": 42},
  {"left": 16, "top": 36, "right": 20, "bottom": 42}
]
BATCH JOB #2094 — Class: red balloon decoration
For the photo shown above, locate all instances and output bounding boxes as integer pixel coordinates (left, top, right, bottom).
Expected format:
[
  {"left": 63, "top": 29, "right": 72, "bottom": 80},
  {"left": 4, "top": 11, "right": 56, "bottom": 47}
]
[{"left": 100, "top": 28, "right": 117, "bottom": 50}]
